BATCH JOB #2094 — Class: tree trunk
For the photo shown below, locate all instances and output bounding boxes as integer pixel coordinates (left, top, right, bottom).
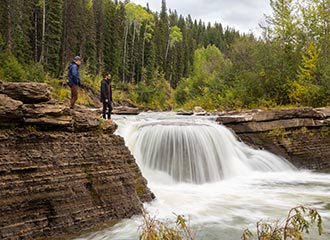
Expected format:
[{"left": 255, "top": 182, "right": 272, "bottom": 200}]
[
  {"left": 165, "top": 38, "right": 170, "bottom": 63},
  {"left": 322, "top": 0, "right": 329, "bottom": 63},
  {"left": 122, "top": 23, "right": 128, "bottom": 82},
  {"left": 141, "top": 33, "right": 145, "bottom": 75},
  {"left": 131, "top": 22, "right": 136, "bottom": 83},
  {"left": 6, "top": 0, "right": 13, "bottom": 51},
  {"left": 34, "top": 8, "right": 38, "bottom": 62},
  {"left": 60, "top": 0, "right": 68, "bottom": 75},
  {"left": 39, "top": 0, "right": 46, "bottom": 63}
]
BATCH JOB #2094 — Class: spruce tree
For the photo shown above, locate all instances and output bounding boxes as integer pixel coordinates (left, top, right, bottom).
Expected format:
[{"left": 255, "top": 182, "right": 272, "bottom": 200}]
[
  {"left": 81, "top": 0, "right": 97, "bottom": 74},
  {"left": 154, "top": 0, "right": 169, "bottom": 73},
  {"left": 61, "top": 0, "right": 81, "bottom": 74},
  {"left": 93, "top": 0, "right": 104, "bottom": 72},
  {"left": 45, "top": 0, "right": 63, "bottom": 75}
]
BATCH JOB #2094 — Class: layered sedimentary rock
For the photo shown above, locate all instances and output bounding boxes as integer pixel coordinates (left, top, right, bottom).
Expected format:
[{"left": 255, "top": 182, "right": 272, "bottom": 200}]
[
  {"left": 0, "top": 81, "right": 154, "bottom": 239},
  {"left": 217, "top": 107, "right": 330, "bottom": 171}
]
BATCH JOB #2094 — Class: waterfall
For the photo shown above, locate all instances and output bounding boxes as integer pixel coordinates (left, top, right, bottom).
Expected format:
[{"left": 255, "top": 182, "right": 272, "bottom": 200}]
[
  {"left": 122, "top": 116, "right": 295, "bottom": 184},
  {"left": 77, "top": 114, "right": 330, "bottom": 240}
]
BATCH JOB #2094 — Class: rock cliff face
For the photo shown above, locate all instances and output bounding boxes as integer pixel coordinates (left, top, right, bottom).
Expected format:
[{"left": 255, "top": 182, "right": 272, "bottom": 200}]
[
  {"left": 217, "top": 107, "right": 330, "bottom": 171},
  {"left": 0, "top": 81, "right": 154, "bottom": 239}
]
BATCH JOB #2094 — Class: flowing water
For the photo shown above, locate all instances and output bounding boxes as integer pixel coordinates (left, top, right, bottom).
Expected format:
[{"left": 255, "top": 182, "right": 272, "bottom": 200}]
[{"left": 76, "top": 112, "right": 330, "bottom": 240}]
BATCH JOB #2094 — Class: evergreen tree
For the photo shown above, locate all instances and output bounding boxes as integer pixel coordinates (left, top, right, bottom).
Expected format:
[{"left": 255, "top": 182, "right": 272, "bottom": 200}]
[
  {"left": 93, "top": 0, "right": 104, "bottom": 72},
  {"left": 61, "top": 0, "right": 81, "bottom": 74},
  {"left": 0, "top": 1, "right": 7, "bottom": 51},
  {"left": 154, "top": 0, "right": 169, "bottom": 72},
  {"left": 81, "top": 0, "right": 97, "bottom": 74},
  {"left": 9, "top": 0, "right": 34, "bottom": 64},
  {"left": 45, "top": 0, "right": 63, "bottom": 75}
]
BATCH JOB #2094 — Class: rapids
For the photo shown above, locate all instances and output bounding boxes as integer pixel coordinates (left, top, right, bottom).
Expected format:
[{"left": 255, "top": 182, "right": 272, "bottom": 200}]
[{"left": 76, "top": 112, "right": 330, "bottom": 240}]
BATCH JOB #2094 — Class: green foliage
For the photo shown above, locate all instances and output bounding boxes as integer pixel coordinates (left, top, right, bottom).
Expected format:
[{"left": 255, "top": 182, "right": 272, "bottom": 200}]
[
  {"left": 288, "top": 80, "right": 321, "bottom": 106},
  {"left": 44, "top": 0, "right": 63, "bottom": 75},
  {"left": 318, "top": 66, "right": 330, "bottom": 106},
  {"left": 47, "top": 77, "right": 70, "bottom": 102},
  {"left": 49, "top": 75, "right": 94, "bottom": 106},
  {"left": 169, "top": 26, "right": 183, "bottom": 47},
  {"left": 297, "top": 43, "right": 319, "bottom": 83},
  {"left": 174, "top": 45, "right": 233, "bottom": 111},
  {"left": 25, "top": 63, "right": 45, "bottom": 82},
  {"left": 242, "top": 206, "right": 323, "bottom": 240},
  {"left": 79, "top": 66, "right": 101, "bottom": 92},
  {"left": 76, "top": 91, "right": 94, "bottom": 106},
  {"left": 0, "top": 51, "right": 26, "bottom": 82},
  {"left": 24, "top": 125, "right": 37, "bottom": 132},
  {"left": 139, "top": 211, "right": 194, "bottom": 240},
  {"left": 128, "top": 69, "right": 173, "bottom": 110},
  {"left": 0, "top": 34, "right": 4, "bottom": 50},
  {"left": 2, "top": 0, "right": 330, "bottom": 110},
  {"left": 139, "top": 206, "right": 322, "bottom": 240}
]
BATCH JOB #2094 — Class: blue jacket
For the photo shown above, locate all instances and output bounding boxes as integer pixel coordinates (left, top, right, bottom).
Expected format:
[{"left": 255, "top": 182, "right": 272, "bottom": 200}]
[{"left": 68, "top": 62, "right": 81, "bottom": 87}]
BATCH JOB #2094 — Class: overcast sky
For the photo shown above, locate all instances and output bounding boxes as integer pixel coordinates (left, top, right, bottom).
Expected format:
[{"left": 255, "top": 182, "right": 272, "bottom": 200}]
[{"left": 129, "top": 0, "right": 272, "bottom": 36}]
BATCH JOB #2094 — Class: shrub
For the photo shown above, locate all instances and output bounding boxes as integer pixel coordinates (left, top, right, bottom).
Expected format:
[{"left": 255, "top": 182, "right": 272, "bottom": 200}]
[
  {"left": 0, "top": 51, "right": 26, "bottom": 82},
  {"left": 242, "top": 206, "right": 323, "bottom": 240},
  {"left": 139, "top": 210, "right": 194, "bottom": 240},
  {"left": 25, "top": 63, "right": 45, "bottom": 82},
  {"left": 128, "top": 70, "right": 173, "bottom": 110}
]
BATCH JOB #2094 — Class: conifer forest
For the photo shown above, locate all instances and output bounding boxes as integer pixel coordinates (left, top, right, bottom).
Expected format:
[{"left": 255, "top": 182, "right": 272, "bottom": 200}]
[{"left": 0, "top": 0, "right": 330, "bottom": 110}]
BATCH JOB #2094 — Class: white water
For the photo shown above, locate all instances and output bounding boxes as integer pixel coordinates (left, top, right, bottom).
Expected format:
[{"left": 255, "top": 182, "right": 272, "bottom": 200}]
[{"left": 76, "top": 113, "right": 330, "bottom": 240}]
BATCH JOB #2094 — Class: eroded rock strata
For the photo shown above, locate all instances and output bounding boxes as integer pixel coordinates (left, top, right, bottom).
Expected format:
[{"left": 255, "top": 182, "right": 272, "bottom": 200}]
[
  {"left": 0, "top": 81, "right": 154, "bottom": 239},
  {"left": 217, "top": 107, "right": 330, "bottom": 171}
]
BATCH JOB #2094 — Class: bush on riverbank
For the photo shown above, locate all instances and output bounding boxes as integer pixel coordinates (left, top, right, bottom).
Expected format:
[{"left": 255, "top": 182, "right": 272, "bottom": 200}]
[{"left": 139, "top": 206, "right": 323, "bottom": 240}]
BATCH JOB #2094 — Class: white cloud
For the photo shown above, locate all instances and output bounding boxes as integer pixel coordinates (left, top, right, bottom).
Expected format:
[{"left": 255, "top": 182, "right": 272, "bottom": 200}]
[{"left": 129, "top": 0, "right": 272, "bottom": 35}]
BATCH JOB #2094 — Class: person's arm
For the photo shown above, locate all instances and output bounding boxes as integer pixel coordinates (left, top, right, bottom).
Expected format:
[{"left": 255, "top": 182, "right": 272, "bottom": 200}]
[{"left": 110, "top": 84, "right": 112, "bottom": 102}]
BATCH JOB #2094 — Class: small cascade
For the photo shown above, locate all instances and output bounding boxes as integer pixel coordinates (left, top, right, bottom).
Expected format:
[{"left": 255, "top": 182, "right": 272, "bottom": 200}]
[
  {"left": 123, "top": 117, "right": 295, "bottom": 184},
  {"left": 77, "top": 114, "right": 330, "bottom": 240}
]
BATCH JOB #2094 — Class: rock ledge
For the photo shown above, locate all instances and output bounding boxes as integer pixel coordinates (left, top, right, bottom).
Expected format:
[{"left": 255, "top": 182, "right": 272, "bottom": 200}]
[{"left": 0, "top": 81, "right": 154, "bottom": 239}]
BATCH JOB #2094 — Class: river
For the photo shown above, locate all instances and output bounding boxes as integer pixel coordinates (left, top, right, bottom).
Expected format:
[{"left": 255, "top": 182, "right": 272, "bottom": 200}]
[{"left": 76, "top": 112, "right": 330, "bottom": 240}]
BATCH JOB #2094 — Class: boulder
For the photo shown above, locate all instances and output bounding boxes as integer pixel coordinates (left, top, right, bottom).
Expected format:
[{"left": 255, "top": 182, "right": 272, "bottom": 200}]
[
  {"left": 177, "top": 109, "right": 193, "bottom": 115},
  {"left": 112, "top": 106, "right": 141, "bottom": 115},
  {"left": 0, "top": 94, "right": 23, "bottom": 123},
  {"left": 193, "top": 106, "right": 206, "bottom": 113},
  {"left": 0, "top": 81, "right": 52, "bottom": 103}
]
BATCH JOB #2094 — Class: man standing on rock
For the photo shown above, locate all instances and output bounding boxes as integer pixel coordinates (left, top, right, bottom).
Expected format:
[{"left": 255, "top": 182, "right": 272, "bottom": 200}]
[
  {"left": 100, "top": 72, "right": 113, "bottom": 120},
  {"left": 68, "top": 56, "right": 81, "bottom": 109}
]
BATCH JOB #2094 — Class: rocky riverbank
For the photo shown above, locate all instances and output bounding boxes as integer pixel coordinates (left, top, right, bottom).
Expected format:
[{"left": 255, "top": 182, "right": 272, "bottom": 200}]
[
  {"left": 217, "top": 107, "right": 330, "bottom": 171},
  {"left": 0, "top": 81, "right": 154, "bottom": 239},
  {"left": 1, "top": 80, "right": 330, "bottom": 238}
]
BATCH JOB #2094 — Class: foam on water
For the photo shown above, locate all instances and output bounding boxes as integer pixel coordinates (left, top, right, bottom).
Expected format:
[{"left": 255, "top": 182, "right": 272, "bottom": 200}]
[{"left": 75, "top": 113, "right": 330, "bottom": 240}]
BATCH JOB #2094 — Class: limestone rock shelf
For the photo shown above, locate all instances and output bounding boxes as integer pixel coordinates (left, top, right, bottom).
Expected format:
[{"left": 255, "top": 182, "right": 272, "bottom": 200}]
[
  {"left": 0, "top": 81, "right": 154, "bottom": 239},
  {"left": 217, "top": 107, "right": 330, "bottom": 171}
]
